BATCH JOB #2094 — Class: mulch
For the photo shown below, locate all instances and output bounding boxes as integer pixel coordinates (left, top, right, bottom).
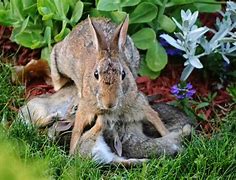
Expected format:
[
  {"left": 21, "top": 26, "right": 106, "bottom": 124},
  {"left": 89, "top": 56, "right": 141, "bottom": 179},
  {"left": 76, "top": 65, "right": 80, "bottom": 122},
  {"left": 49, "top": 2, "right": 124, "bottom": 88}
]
[{"left": 0, "top": 12, "right": 234, "bottom": 134}]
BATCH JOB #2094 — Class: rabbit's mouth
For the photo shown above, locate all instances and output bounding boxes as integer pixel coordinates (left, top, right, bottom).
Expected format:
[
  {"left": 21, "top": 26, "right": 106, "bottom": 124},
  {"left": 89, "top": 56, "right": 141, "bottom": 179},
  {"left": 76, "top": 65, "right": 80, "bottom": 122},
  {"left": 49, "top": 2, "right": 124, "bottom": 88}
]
[
  {"left": 100, "top": 104, "right": 117, "bottom": 112},
  {"left": 98, "top": 101, "right": 119, "bottom": 112}
]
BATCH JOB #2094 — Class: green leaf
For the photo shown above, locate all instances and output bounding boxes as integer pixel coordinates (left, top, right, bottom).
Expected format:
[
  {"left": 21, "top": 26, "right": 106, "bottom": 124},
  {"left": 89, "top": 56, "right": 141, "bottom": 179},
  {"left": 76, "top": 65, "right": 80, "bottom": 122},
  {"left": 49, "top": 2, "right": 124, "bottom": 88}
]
[
  {"left": 195, "top": 102, "right": 210, "bottom": 111},
  {"left": 0, "top": 10, "right": 16, "bottom": 26},
  {"left": 194, "top": 0, "right": 221, "bottom": 13},
  {"left": 37, "top": 0, "right": 57, "bottom": 19},
  {"left": 10, "top": 0, "right": 24, "bottom": 21},
  {"left": 90, "top": 9, "right": 127, "bottom": 24},
  {"left": 41, "top": 46, "right": 52, "bottom": 62},
  {"left": 158, "top": 15, "right": 176, "bottom": 33},
  {"left": 97, "top": 1, "right": 120, "bottom": 11},
  {"left": 169, "top": 0, "right": 195, "bottom": 5},
  {"left": 131, "top": 28, "right": 156, "bottom": 50},
  {"left": 22, "top": 0, "right": 35, "bottom": 8},
  {"left": 42, "top": 13, "right": 54, "bottom": 21},
  {"left": 139, "top": 59, "right": 160, "bottom": 79},
  {"left": 143, "top": 0, "right": 163, "bottom": 6},
  {"left": 130, "top": 2, "right": 158, "bottom": 24},
  {"left": 70, "top": 1, "right": 84, "bottom": 26},
  {"left": 14, "top": 31, "right": 45, "bottom": 49},
  {"left": 54, "top": 21, "right": 70, "bottom": 42},
  {"left": 119, "top": 0, "right": 141, "bottom": 7},
  {"left": 146, "top": 41, "right": 168, "bottom": 72},
  {"left": 22, "top": 0, "right": 37, "bottom": 17},
  {"left": 97, "top": 0, "right": 140, "bottom": 11},
  {"left": 19, "top": 16, "right": 30, "bottom": 33},
  {"left": 54, "top": 0, "right": 69, "bottom": 20}
]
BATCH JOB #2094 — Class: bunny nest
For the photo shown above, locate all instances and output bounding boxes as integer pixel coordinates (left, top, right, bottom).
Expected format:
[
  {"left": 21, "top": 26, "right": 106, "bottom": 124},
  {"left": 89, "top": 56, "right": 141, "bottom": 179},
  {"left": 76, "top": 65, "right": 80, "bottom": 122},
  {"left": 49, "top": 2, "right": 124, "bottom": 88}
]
[{"left": 19, "top": 84, "right": 193, "bottom": 164}]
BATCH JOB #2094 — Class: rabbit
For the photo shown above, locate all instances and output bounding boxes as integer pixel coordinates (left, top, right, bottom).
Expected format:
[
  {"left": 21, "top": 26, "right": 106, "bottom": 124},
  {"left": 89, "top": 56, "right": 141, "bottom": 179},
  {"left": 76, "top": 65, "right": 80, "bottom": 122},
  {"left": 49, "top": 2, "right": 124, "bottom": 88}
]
[
  {"left": 19, "top": 84, "right": 77, "bottom": 128},
  {"left": 76, "top": 107, "right": 192, "bottom": 164},
  {"left": 19, "top": 84, "right": 192, "bottom": 164},
  {"left": 77, "top": 115, "right": 148, "bottom": 166},
  {"left": 50, "top": 15, "right": 170, "bottom": 155}
]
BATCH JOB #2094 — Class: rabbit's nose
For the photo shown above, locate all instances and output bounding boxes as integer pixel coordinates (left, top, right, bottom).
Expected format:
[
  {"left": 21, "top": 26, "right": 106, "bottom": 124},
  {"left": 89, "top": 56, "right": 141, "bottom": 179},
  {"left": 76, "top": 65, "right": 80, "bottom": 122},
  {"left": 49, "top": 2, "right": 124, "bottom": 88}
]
[{"left": 106, "top": 103, "right": 116, "bottom": 109}]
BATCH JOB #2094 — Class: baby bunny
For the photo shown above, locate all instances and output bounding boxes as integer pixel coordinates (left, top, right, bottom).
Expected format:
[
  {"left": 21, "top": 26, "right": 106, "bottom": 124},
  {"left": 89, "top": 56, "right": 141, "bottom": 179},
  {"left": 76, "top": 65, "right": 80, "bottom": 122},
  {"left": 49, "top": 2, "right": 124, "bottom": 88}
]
[
  {"left": 78, "top": 116, "right": 148, "bottom": 166},
  {"left": 50, "top": 15, "right": 170, "bottom": 155}
]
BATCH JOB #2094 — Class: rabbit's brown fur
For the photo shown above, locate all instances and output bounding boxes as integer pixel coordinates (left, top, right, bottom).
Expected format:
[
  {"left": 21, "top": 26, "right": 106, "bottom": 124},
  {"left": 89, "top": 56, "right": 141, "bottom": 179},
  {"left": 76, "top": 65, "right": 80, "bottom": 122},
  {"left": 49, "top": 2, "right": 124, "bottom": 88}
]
[
  {"left": 50, "top": 16, "right": 169, "bottom": 155},
  {"left": 19, "top": 84, "right": 192, "bottom": 165}
]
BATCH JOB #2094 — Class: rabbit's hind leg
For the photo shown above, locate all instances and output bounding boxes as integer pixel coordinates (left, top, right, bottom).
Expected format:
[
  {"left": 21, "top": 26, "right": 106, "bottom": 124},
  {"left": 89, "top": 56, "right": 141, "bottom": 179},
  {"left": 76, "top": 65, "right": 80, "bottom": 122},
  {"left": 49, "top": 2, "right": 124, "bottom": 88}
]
[{"left": 143, "top": 105, "right": 170, "bottom": 137}]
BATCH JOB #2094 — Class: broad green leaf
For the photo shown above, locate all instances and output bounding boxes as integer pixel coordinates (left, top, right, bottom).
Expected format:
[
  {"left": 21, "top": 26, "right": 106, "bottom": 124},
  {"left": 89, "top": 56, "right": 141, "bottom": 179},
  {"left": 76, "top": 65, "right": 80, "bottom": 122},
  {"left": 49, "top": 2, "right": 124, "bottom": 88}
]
[
  {"left": 119, "top": 0, "right": 141, "bottom": 7},
  {"left": 90, "top": 9, "right": 127, "bottom": 24},
  {"left": 146, "top": 41, "right": 168, "bottom": 72},
  {"left": 22, "top": 0, "right": 37, "bottom": 17},
  {"left": 106, "top": 11, "right": 127, "bottom": 24},
  {"left": 14, "top": 31, "right": 45, "bottom": 49},
  {"left": 54, "top": 0, "right": 69, "bottom": 20},
  {"left": 22, "top": 0, "right": 36, "bottom": 8},
  {"left": 194, "top": 1, "right": 221, "bottom": 13},
  {"left": 169, "top": 0, "right": 195, "bottom": 5},
  {"left": 10, "top": 0, "right": 24, "bottom": 21},
  {"left": 159, "top": 15, "right": 176, "bottom": 33},
  {"left": 97, "top": 1, "right": 120, "bottom": 11},
  {"left": 70, "top": 1, "right": 84, "bottom": 26},
  {"left": 37, "top": 0, "right": 57, "bottom": 19},
  {"left": 38, "top": 7, "right": 51, "bottom": 15},
  {"left": 67, "top": 0, "right": 79, "bottom": 7},
  {"left": 130, "top": 2, "right": 158, "bottom": 24},
  {"left": 139, "top": 59, "right": 160, "bottom": 79},
  {"left": 42, "top": 13, "right": 54, "bottom": 21},
  {"left": 97, "top": 0, "right": 140, "bottom": 11},
  {"left": 0, "top": 10, "right": 16, "bottom": 26},
  {"left": 143, "top": 0, "right": 163, "bottom": 6},
  {"left": 131, "top": 28, "right": 156, "bottom": 50}
]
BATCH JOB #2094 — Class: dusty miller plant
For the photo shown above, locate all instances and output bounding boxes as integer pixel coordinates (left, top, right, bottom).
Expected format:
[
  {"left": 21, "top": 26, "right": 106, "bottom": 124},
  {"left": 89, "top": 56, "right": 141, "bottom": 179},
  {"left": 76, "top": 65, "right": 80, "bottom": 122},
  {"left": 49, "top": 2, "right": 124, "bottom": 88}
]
[{"left": 161, "top": 1, "right": 236, "bottom": 81}]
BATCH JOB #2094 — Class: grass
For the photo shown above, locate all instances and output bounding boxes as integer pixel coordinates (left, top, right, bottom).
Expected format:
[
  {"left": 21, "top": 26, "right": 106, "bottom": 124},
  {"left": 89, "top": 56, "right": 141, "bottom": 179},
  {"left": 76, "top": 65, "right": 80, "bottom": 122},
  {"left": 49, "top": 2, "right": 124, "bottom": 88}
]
[{"left": 0, "top": 62, "right": 236, "bottom": 179}]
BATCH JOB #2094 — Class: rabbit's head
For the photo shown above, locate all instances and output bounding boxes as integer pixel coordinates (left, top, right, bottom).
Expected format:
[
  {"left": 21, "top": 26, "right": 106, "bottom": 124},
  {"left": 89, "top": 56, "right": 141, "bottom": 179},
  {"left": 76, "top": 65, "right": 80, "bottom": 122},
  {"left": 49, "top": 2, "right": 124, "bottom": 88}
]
[{"left": 88, "top": 16, "right": 133, "bottom": 111}]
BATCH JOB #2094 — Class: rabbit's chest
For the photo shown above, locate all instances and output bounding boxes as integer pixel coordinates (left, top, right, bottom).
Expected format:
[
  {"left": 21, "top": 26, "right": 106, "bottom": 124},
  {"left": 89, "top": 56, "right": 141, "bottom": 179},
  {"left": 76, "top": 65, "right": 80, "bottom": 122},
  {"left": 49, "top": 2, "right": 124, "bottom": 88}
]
[{"left": 104, "top": 107, "right": 145, "bottom": 125}]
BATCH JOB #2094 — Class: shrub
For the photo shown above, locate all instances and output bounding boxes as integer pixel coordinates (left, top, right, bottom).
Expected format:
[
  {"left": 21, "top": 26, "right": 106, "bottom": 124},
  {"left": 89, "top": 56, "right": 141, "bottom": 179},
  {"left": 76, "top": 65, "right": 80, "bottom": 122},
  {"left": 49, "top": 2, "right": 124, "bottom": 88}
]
[{"left": 0, "top": 0, "right": 222, "bottom": 78}]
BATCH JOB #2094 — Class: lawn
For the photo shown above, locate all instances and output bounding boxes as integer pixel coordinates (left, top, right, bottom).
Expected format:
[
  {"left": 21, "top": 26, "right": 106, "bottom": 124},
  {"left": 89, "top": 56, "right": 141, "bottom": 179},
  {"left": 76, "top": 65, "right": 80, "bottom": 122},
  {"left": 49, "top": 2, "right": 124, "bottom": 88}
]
[{"left": 0, "top": 62, "right": 235, "bottom": 179}]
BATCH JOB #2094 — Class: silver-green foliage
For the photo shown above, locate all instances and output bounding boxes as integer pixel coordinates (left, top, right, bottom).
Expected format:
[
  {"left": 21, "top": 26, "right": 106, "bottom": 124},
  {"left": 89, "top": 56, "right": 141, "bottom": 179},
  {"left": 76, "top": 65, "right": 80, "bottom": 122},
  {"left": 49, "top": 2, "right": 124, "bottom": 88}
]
[
  {"left": 161, "top": 1, "right": 236, "bottom": 81},
  {"left": 96, "top": 0, "right": 222, "bottom": 79}
]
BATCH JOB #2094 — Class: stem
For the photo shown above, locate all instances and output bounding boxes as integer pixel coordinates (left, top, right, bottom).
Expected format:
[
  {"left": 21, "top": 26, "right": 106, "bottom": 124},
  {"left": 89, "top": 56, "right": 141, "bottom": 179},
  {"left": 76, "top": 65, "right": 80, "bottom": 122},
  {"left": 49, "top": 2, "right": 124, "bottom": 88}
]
[
  {"left": 197, "top": 52, "right": 207, "bottom": 58},
  {"left": 157, "top": 0, "right": 168, "bottom": 22}
]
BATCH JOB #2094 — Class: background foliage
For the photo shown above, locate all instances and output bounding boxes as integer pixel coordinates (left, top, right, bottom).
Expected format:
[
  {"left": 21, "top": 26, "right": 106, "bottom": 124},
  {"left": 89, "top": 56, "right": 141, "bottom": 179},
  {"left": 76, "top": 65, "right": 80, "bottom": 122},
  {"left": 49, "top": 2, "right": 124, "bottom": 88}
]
[{"left": 0, "top": 0, "right": 222, "bottom": 78}]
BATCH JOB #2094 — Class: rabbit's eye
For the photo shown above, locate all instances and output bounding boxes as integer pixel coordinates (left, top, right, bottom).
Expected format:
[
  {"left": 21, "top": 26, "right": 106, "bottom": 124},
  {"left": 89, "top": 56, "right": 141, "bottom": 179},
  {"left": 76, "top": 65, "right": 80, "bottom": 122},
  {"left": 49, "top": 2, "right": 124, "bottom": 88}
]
[
  {"left": 94, "top": 70, "right": 99, "bottom": 80},
  {"left": 121, "top": 70, "right": 126, "bottom": 80}
]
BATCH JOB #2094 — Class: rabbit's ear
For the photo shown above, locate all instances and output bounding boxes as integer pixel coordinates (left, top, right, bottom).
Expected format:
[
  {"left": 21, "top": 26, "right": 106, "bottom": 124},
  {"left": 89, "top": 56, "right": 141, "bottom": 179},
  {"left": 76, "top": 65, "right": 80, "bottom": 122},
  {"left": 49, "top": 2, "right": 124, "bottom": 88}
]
[
  {"left": 88, "top": 16, "right": 108, "bottom": 51},
  {"left": 114, "top": 135, "right": 122, "bottom": 157},
  {"left": 111, "top": 15, "right": 129, "bottom": 51}
]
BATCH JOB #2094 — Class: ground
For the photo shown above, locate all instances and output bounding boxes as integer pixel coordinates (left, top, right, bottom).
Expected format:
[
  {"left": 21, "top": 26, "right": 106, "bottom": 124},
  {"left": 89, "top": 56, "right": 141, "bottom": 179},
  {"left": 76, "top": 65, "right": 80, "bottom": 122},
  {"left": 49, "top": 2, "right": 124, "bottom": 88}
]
[{"left": 0, "top": 62, "right": 235, "bottom": 179}]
